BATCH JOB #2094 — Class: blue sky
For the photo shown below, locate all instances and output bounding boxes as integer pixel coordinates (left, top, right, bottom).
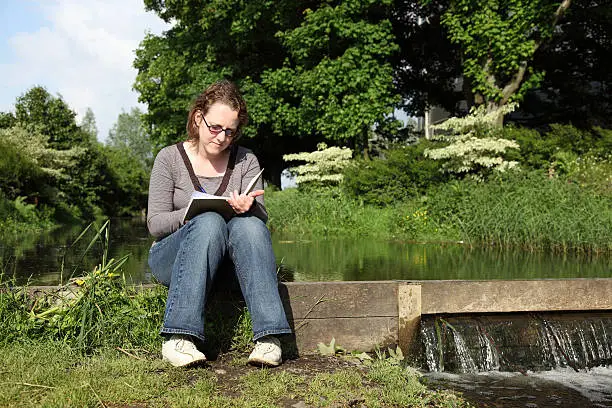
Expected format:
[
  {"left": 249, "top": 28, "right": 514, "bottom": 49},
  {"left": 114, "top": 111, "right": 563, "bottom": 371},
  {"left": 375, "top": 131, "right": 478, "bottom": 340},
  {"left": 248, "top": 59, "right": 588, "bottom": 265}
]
[{"left": 0, "top": 0, "right": 168, "bottom": 141}]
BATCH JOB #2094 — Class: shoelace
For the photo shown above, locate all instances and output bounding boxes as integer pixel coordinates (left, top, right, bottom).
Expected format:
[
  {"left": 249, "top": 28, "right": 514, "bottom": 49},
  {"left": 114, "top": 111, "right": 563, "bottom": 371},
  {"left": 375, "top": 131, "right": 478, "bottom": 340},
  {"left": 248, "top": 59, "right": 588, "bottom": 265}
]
[{"left": 175, "top": 338, "right": 197, "bottom": 353}]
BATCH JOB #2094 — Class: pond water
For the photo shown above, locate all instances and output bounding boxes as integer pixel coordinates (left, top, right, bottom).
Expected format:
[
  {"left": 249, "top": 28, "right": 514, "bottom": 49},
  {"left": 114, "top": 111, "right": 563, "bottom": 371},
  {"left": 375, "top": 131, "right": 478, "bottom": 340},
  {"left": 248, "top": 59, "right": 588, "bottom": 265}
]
[{"left": 1, "top": 218, "right": 610, "bottom": 285}]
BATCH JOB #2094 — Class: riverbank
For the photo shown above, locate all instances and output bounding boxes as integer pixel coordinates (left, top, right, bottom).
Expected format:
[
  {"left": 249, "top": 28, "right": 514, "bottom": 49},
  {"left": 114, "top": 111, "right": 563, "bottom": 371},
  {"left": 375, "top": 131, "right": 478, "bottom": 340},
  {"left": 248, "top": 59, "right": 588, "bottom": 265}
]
[
  {"left": 266, "top": 170, "right": 612, "bottom": 254},
  {"left": 0, "top": 341, "right": 470, "bottom": 407},
  {"left": 0, "top": 276, "right": 470, "bottom": 407}
]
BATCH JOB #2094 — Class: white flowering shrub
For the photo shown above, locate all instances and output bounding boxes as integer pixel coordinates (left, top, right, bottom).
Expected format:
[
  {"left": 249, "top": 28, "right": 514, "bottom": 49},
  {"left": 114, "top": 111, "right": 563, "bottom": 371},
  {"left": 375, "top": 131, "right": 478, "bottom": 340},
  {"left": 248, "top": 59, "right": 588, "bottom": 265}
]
[
  {"left": 283, "top": 143, "right": 353, "bottom": 187},
  {"left": 0, "top": 125, "right": 83, "bottom": 180},
  {"left": 424, "top": 104, "right": 520, "bottom": 179}
]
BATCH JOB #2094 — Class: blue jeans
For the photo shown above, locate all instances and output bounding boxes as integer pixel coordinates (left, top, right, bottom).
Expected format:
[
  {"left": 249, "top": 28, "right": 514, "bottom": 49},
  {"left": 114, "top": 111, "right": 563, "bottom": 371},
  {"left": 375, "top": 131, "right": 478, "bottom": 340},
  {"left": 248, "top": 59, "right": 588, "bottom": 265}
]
[{"left": 148, "top": 212, "right": 291, "bottom": 342}]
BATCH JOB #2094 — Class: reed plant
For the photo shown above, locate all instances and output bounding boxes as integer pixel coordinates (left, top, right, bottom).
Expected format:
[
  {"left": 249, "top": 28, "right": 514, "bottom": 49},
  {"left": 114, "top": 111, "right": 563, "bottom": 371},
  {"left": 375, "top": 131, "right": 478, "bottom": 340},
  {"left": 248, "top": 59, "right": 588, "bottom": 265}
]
[
  {"left": 267, "top": 186, "right": 403, "bottom": 238},
  {"left": 0, "top": 220, "right": 163, "bottom": 353},
  {"left": 427, "top": 170, "right": 612, "bottom": 253}
]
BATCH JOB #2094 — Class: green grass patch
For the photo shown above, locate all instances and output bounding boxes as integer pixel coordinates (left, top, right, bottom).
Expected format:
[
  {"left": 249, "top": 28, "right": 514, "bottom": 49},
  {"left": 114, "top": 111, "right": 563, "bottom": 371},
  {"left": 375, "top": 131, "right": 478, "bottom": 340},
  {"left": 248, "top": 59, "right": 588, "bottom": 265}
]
[
  {"left": 427, "top": 171, "right": 612, "bottom": 253},
  {"left": 266, "top": 186, "right": 456, "bottom": 242},
  {"left": 267, "top": 170, "right": 611, "bottom": 254},
  {"left": 0, "top": 341, "right": 470, "bottom": 407}
]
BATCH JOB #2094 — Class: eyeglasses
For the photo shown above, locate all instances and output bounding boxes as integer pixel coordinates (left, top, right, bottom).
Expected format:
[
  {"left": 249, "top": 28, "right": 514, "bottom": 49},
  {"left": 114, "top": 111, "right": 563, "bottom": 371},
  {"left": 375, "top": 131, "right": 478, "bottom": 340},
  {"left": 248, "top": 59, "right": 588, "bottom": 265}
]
[{"left": 201, "top": 115, "right": 236, "bottom": 138}]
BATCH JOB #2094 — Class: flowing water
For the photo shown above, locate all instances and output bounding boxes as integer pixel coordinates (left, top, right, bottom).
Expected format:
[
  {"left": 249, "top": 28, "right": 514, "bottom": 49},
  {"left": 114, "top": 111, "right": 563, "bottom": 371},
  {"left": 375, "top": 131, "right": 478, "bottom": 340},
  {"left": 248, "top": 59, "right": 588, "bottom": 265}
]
[{"left": 420, "top": 313, "right": 612, "bottom": 407}]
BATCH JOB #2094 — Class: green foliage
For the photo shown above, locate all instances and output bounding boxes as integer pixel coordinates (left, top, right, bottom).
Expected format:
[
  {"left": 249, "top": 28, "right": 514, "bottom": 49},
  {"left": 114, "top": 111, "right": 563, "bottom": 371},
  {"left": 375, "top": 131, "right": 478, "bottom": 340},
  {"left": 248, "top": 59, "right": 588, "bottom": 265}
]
[
  {"left": 267, "top": 186, "right": 407, "bottom": 238},
  {"left": 0, "top": 192, "right": 54, "bottom": 237},
  {"left": 283, "top": 143, "right": 353, "bottom": 187},
  {"left": 426, "top": 170, "right": 612, "bottom": 253},
  {"left": 502, "top": 124, "right": 612, "bottom": 170},
  {"left": 435, "top": 0, "right": 568, "bottom": 113},
  {"left": 342, "top": 140, "right": 446, "bottom": 206},
  {"left": 264, "top": 0, "right": 400, "bottom": 145},
  {"left": 0, "top": 125, "right": 83, "bottom": 195},
  {"left": 79, "top": 107, "right": 98, "bottom": 142},
  {"left": 0, "top": 222, "right": 163, "bottom": 352},
  {"left": 1, "top": 89, "right": 151, "bottom": 226},
  {"left": 135, "top": 0, "right": 400, "bottom": 179},
  {"left": 561, "top": 154, "right": 612, "bottom": 196},
  {"left": 97, "top": 146, "right": 149, "bottom": 216},
  {"left": 0, "top": 111, "right": 16, "bottom": 129},
  {"left": 0, "top": 135, "right": 44, "bottom": 199},
  {"left": 14, "top": 86, "right": 88, "bottom": 149}
]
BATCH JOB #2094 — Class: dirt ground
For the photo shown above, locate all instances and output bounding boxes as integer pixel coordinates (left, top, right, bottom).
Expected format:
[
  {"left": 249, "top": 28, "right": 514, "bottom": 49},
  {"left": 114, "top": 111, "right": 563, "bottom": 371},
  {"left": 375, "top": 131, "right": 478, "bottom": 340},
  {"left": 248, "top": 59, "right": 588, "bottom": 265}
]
[{"left": 198, "top": 353, "right": 369, "bottom": 407}]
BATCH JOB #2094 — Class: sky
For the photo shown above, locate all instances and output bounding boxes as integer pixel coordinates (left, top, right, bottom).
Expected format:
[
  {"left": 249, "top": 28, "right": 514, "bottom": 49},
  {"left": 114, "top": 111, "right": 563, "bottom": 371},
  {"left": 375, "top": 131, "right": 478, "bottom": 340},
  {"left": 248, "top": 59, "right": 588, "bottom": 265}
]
[{"left": 0, "top": 0, "right": 169, "bottom": 141}]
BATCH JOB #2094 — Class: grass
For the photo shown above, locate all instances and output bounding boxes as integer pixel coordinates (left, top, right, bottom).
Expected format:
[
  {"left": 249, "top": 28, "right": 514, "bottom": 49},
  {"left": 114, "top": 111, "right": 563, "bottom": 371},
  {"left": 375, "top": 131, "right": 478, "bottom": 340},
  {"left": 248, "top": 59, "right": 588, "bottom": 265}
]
[
  {"left": 266, "top": 186, "right": 456, "bottom": 242},
  {"left": 427, "top": 171, "right": 612, "bottom": 254},
  {"left": 0, "top": 341, "right": 470, "bottom": 407},
  {"left": 266, "top": 170, "right": 611, "bottom": 254}
]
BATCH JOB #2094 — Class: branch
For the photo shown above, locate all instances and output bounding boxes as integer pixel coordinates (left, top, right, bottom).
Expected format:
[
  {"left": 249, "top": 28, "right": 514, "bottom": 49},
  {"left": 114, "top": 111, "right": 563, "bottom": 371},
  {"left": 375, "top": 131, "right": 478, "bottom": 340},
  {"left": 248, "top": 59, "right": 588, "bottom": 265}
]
[
  {"left": 500, "top": 63, "right": 528, "bottom": 106},
  {"left": 552, "top": 0, "right": 572, "bottom": 28},
  {"left": 501, "top": 0, "right": 571, "bottom": 105},
  {"left": 534, "top": 0, "right": 572, "bottom": 53}
]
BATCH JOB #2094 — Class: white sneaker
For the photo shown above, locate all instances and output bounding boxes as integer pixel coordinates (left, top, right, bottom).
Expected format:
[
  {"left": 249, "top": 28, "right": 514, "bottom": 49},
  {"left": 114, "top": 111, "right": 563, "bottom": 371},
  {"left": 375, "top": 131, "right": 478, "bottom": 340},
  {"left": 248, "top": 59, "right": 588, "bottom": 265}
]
[
  {"left": 162, "top": 334, "right": 207, "bottom": 367},
  {"left": 248, "top": 336, "right": 282, "bottom": 367}
]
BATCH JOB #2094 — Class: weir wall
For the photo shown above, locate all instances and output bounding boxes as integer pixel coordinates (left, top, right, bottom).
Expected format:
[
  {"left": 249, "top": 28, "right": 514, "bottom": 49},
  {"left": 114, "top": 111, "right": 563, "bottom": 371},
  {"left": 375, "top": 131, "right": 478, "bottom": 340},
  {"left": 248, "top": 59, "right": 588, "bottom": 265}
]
[{"left": 25, "top": 279, "right": 612, "bottom": 354}]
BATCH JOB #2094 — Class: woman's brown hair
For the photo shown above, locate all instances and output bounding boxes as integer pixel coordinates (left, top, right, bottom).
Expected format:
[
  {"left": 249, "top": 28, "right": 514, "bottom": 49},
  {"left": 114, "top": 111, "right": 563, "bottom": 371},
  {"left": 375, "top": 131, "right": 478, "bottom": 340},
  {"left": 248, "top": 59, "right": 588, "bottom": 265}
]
[{"left": 186, "top": 80, "right": 248, "bottom": 142}]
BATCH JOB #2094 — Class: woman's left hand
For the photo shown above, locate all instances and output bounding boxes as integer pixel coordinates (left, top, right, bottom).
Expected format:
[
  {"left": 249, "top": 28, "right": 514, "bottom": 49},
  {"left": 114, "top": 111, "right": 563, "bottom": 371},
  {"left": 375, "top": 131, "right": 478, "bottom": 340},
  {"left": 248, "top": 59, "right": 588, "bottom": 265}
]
[{"left": 228, "top": 190, "right": 264, "bottom": 214}]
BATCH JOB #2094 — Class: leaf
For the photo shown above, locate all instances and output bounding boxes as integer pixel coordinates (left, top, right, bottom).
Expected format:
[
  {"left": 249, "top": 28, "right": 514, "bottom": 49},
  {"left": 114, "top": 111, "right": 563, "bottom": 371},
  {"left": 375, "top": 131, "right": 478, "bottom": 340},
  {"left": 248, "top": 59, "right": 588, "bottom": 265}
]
[
  {"left": 354, "top": 352, "right": 373, "bottom": 362},
  {"left": 317, "top": 337, "right": 337, "bottom": 356},
  {"left": 394, "top": 345, "right": 404, "bottom": 361}
]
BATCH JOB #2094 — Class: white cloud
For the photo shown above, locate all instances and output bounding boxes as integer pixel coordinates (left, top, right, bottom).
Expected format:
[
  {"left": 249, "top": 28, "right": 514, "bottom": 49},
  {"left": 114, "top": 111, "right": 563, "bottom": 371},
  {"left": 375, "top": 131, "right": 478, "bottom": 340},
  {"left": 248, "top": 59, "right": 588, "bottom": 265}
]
[{"left": 0, "top": 0, "right": 169, "bottom": 141}]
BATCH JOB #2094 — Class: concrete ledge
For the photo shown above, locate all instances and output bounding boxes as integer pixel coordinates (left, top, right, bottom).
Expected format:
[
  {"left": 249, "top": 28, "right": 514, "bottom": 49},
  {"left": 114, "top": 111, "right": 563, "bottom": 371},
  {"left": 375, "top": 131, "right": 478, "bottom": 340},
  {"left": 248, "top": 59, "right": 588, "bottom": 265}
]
[
  {"left": 419, "top": 278, "right": 612, "bottom": 314},
  {"left": 14, "top": 278, "right": 612, "bottom": 354}
]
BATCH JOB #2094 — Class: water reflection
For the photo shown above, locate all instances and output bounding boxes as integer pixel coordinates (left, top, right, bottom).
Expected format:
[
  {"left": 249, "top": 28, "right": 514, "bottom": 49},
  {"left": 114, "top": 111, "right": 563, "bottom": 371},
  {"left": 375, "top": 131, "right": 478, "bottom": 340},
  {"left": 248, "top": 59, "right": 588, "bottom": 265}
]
[
  {"left": 0, "top": 218, "right": 154, "bottom": 285},
  {"left": 0, "top": 218, "right": 610, "bottom": 285},
  {"left": 273, "top": 233, "right": 611, "bottom": 281}
]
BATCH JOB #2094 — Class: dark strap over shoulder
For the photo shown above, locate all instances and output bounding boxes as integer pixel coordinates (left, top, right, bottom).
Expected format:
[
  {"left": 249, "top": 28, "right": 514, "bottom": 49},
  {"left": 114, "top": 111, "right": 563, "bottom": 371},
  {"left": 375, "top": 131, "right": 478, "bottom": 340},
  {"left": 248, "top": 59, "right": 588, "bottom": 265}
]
[
  {"left": 175, "top": 142, "right": 238, "bottom": 196},
  {"left": 176, "top": 141, "right": 202, "bottom": 192},
  {"left": 216, "top": 145, "right": 238, "bottom": 195}
]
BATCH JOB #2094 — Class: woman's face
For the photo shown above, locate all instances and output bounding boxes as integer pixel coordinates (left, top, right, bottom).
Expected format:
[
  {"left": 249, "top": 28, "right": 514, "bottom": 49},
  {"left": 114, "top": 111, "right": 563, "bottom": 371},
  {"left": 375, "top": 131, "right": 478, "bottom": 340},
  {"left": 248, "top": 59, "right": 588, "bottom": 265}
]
[{"left": 195, "top": 102, "right": 239, "bottom": 157}]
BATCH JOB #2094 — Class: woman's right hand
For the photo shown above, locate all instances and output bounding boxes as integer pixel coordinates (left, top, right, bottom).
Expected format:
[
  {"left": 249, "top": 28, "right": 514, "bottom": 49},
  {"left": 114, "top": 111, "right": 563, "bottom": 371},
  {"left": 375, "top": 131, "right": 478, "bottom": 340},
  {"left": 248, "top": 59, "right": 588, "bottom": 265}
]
[{"left": 228, "top": 190, "right": 264, "bottom": 214}]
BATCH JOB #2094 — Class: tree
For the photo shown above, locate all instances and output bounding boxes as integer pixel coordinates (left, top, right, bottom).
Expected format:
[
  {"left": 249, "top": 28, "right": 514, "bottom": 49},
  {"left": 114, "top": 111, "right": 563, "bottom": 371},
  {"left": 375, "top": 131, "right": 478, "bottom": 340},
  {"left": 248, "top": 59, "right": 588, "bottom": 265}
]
[
  {"left": 134, "top": 0, "right": 401, "bottom": 184},
  {"left": 512, "top": 0, "right": 612, "bottom": 128},
  {"left": 80, "top": 107, "right": 98, "bottom": 142},
  {"left": 0, "top": 125, "right": 84, "bottom": 211},
  {"left": 391, "top": 0, "right": 465, "bottom": 116},
  {"left": 258, "top": 1, "right": 400, "bottom": 152},
  {"left": 14, "top": 86, "right": 88, "bottom": 149},
  {"left": 97, "top": 145, "right": 149, "bottom": 216},
  {"left": 434, "top": 0, "right": 572, "bottom": 123},
  {"left": 0, "top": 112, "right": 16, "bottom": 129},
  {"left": 107, "top": 107, "right": 153, "bottom": 169}
]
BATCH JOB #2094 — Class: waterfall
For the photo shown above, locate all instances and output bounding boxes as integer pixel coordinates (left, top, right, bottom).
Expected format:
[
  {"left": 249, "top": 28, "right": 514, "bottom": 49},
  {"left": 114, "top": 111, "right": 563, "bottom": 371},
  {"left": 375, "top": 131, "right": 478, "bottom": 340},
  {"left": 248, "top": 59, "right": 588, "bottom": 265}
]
[{"left": 419, "top": 313, "right": 612, "bottom": 373}]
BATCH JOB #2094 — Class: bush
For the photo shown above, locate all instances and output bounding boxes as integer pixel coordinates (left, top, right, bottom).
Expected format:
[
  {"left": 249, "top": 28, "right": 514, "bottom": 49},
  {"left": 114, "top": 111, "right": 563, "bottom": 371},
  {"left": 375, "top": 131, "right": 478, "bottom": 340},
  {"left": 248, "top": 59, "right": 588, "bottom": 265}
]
[
  {"left": 0, "top": 192, "right": 54, "bottom": 236},
  {"left": 502, "top": 124, "right": 612, "bottom": 170},
  {"left": 342, "top": 140, "right": 446, "bottom": 207}
]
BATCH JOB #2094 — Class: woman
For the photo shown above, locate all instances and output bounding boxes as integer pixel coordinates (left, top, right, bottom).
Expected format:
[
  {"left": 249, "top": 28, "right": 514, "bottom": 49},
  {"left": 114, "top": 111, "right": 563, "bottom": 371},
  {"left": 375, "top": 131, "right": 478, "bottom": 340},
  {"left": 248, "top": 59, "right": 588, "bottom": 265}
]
[{"left": 147, "top": 80, "right": 291, "bottom": 367}]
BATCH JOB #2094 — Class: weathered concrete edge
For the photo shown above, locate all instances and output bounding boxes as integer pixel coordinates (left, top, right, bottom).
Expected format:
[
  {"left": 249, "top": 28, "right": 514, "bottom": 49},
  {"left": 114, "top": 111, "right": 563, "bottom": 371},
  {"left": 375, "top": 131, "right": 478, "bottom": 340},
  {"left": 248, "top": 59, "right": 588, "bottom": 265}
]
[
  {"left": 13, "top": 279, "right": 612, "bottom": 354},
  {"left": 23, "top": 278, "right": 612, "bottom": 314},
  {"left": 416, "top": 278, "right": 612, "bottom": 314}
]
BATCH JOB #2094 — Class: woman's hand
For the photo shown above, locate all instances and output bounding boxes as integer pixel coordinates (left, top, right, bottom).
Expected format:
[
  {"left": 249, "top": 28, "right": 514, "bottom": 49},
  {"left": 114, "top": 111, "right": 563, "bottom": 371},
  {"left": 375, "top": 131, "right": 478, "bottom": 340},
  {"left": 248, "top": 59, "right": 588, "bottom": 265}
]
[{"left": 228, "top": 189, "right": 264, "bottom": 214}]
